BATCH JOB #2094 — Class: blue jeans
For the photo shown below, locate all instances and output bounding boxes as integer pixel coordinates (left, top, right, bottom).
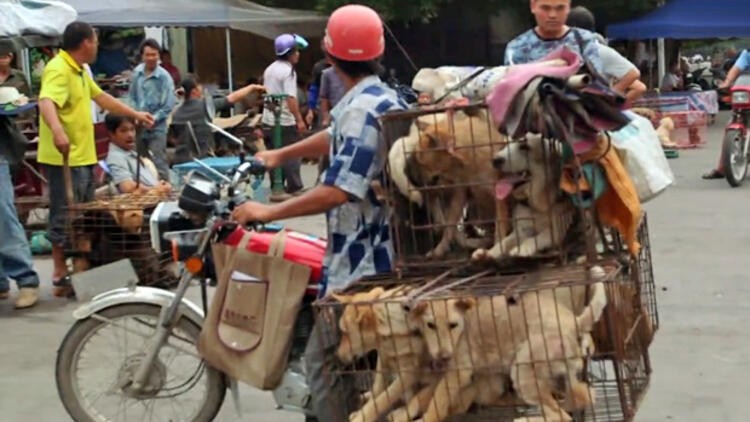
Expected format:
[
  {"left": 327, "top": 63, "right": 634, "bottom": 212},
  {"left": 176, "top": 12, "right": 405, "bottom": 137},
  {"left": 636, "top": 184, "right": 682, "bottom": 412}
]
[{"left": 0, "top": 157, "right": 40, "bottom": 291}]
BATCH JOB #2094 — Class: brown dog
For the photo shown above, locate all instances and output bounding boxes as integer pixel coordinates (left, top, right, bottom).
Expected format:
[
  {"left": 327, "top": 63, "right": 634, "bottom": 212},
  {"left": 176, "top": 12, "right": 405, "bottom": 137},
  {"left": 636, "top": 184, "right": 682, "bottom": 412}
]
[
  {"left": 334, "top": 286, "right": 437, "bottom": 422},
  {"left": 411, "top": 281, "right": 607, "bottom": 422},
  {"left": 413, "top": 108, "right": 510, "bottom": 258}
]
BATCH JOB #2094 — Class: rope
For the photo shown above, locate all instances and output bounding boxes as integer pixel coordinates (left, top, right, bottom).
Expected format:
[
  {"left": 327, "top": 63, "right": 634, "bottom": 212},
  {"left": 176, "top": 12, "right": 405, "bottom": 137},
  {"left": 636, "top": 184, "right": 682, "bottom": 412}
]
[{"left": 383, "top": 21, "right": 419, "bottom": 72}]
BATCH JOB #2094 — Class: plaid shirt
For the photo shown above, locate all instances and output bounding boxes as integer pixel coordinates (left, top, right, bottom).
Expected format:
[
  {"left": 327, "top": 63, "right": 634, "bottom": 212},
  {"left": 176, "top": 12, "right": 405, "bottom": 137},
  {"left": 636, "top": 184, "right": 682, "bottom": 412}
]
[
  {"left": 321, "top": 75, "right": 408, "bottom": 293},
  {"left": 504, "top": 28, "right": 603, "bottom": 73}
]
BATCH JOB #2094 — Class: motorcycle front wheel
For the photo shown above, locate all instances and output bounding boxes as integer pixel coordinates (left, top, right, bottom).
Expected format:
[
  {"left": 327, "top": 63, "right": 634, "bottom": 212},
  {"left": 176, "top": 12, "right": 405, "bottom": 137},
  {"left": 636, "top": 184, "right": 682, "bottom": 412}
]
[
  {"left": 55, "top": 304, "right": 226, "bottom": 422},
  {"left": 723, "top": 129, "right": 748, "bottom": 187}
]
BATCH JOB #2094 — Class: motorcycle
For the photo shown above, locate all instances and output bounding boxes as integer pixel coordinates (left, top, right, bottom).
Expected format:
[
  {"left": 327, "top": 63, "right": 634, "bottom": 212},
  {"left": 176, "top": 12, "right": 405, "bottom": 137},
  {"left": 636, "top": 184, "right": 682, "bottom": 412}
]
[
  {"left": 721, "top": 74, "right": 750, "bottom": 187},
  {"left": 54, "top": 157, "right": 327, "bottom": 421}
]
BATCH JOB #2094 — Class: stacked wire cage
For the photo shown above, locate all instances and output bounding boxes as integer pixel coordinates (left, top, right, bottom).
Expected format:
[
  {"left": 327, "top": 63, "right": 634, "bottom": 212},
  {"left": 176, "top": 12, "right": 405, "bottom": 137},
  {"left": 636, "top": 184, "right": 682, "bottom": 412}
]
[
  {"left": 65, "top": 191, "right": 179, "bottom": 288},
  {"left": 312, "top": 56, "right": 659, "bottom": 422}
]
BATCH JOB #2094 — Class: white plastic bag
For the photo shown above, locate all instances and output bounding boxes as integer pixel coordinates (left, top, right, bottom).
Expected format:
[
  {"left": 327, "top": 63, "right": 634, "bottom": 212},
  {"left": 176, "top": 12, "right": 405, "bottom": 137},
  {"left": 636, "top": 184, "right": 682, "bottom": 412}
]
[
  {"left": 610, "top": 111, "right": 675, "bottom": 203},
  {"left": 0, "top": 0, "right": 77, "bottom": 38}
]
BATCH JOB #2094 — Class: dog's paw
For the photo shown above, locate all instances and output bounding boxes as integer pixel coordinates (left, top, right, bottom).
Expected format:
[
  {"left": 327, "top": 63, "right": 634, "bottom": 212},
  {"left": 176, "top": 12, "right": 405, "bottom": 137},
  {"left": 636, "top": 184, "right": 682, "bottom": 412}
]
[
  {"left": 471, "top": 248, "right": 489, "bottom": 261},
  {"left": 426, "top": 245, "right": 448, "bottom": 259},
  {"left": 360, "top": 391, "right": 373, "bottom": 403},
  {"left": 511, "top": 243, "right": 537, "bottom": 257},
  {"left": 387, "top": 407, "right": 413, "bottom": 422},
  {"left": 348, "top": 410, "right": 364, "bottom": 422}
]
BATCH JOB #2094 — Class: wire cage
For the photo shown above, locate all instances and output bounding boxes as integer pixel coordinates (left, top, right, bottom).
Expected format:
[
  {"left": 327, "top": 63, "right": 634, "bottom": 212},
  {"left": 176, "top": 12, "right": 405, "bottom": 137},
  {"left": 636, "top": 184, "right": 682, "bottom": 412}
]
[
  {"left": 379, "top": 103, "right": 609, "bottom": 276},
  {"left": 313, "top": 261, "right": 653, "bottom": 422},
  {"left": 65, "top": 191, "right": 178, "bottom": 288}
]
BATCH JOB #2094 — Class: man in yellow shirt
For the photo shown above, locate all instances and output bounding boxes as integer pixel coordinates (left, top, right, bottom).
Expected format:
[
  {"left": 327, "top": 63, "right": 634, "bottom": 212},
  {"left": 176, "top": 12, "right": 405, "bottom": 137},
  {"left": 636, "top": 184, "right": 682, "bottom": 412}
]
[{"left": 38, "top": 21, "right": 154, "bottom": 297}]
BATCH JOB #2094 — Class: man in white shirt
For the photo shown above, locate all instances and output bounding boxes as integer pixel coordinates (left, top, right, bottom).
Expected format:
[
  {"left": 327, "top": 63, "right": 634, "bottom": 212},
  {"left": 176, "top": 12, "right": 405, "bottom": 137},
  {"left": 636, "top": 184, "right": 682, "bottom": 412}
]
[
  {"left": 567, "top": 6, "right": 646, "bottom": 104},
  {"left": 262, "top": 34, "right": 308, "bottom": 195}
]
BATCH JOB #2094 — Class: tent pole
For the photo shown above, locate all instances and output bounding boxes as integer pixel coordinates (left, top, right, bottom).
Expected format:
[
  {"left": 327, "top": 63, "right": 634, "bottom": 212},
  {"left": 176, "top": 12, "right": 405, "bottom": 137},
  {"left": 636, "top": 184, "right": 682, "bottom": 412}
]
[
  {"left": 657, "top": 38, "right": 666, "bottom": 87},
  {"left": 656, "top": 0, "right": 666, "bottom": 90},
  {"left": 225, "top": 27, "right": 234, "bottom": 92},
  {"left": 225, "top": 27, "right": 234, "bottom": 116}
]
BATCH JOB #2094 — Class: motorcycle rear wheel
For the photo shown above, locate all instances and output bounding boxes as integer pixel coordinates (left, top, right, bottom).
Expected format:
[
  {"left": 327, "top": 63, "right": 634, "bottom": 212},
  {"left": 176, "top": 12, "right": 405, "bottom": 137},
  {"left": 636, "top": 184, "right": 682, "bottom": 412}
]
[
  {"left": 723, "top": 129, "right": 748, "bottom": 187},
  {"left": 56, "top": 304, "right": 226, "bottom": 422}
]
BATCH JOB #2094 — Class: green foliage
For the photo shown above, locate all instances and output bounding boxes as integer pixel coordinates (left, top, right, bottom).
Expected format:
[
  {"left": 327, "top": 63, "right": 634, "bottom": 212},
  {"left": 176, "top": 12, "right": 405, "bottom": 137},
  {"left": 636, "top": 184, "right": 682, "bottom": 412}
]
[{"left": 251, "top": 0, "right": 658, "bottom": 23}]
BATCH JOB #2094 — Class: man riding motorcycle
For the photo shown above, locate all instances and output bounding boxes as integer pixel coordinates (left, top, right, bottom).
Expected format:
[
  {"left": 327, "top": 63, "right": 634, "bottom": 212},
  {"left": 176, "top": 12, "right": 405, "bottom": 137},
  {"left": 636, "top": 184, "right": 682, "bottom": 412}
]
[
  {"left": 232, "top": 4, "right": 409, "bottom": 420},
  {"left": 703, "top": 49, "right": 750, "bottom": 180}
]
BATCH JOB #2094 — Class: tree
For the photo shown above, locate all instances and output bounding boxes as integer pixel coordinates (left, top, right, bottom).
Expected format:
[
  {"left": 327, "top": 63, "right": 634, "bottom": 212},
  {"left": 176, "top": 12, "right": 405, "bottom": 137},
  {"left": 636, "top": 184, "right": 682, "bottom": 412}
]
[{"left": 252, "top": 0, "right": 659, "bottom": 24}]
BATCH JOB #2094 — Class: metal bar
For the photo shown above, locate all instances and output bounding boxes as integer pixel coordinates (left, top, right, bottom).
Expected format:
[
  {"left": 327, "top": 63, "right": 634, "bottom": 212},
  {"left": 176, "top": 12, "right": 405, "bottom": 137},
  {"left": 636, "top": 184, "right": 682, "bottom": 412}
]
[
  {"left": 206, "top": 121, "right": 244, "bottom": 147},
  {"left": 190, "top": 158, "right": 232, "bottom": 183}
]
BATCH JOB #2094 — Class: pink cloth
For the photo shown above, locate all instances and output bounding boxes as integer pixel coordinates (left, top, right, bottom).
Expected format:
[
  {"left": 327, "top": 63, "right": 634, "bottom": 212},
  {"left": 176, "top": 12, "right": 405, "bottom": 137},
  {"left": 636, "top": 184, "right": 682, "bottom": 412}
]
[{"left": 486, "top": 47, "right": 582, "bottom": 132}]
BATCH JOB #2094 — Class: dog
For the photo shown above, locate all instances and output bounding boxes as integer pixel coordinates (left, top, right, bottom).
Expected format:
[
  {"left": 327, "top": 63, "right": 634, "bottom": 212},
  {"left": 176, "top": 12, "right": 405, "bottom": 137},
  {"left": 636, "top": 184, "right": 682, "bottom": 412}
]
[
  {"left": 655, "top": 117, "right": 677, "bottom": 148},
  {"left": 411, "top": 280, "right": 607, "bottom": 422},
  {"left": 473, "top": 134, "right": 574, "bottom": 261},
  {"left": 409, "top": 108, "right": 509, "bottom": 258},
  {"left": 412, "top": 66, "right": 509, "bottom": 103},
  {"left": 334, "top": 286, "right": 438, "bottom": 422}
]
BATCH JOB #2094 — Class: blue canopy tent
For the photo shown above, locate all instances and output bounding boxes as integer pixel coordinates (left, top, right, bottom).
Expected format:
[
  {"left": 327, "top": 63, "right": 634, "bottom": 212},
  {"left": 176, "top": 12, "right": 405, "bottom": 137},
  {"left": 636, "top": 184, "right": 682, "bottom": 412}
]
[{"left": 607, "top": 0, "right": 750, "bottom": 40}]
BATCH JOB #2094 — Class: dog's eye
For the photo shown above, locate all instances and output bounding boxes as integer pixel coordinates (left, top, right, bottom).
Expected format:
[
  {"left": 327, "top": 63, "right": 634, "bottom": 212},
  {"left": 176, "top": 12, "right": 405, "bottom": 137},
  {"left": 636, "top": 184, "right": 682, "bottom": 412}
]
[
  {"left": 519, "top": 143, "right": 531, "bottom": 152},
  {"left": 449, "top": 322, "right": 459, "bottom": 330},
  {"left": 427, "top": 322, "right": 437, "bottom": 330}
]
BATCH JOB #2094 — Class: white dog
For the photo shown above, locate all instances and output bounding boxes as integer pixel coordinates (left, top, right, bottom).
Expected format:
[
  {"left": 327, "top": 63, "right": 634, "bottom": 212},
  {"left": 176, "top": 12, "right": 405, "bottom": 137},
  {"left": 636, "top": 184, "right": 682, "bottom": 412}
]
[
  {"left": 473, "top": 134, "right": 575, "bottom": 260},
  {"left": 411, "top": 65, "right": 509, "bottom": 103}
]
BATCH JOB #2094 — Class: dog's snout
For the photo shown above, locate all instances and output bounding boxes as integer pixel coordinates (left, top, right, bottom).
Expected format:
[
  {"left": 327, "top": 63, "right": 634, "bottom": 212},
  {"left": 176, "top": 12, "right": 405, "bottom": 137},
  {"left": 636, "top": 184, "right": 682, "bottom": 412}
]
[{"left": 492, "top": 155, "right": 505, "bottom": 169}]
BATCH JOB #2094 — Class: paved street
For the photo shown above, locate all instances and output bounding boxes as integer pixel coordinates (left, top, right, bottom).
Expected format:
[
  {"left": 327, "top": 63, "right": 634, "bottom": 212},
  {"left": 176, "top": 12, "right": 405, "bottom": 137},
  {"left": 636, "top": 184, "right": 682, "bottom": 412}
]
[{"left": 1, "top": 114, "right": 748, "bottom": 421}]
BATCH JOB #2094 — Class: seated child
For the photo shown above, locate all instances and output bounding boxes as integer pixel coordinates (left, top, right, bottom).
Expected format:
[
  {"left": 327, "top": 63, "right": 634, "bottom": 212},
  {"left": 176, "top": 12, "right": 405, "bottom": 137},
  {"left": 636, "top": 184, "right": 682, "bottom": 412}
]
[{"left": 105, "top": 114, "right": 171, "bottom": 194}]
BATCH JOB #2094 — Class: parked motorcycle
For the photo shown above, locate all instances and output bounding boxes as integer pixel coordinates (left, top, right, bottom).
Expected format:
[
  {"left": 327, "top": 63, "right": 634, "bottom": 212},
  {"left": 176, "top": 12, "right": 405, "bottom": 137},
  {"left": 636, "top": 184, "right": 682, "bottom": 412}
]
[
  {"left": 54, "top": 158, "right": 327, "bottom": 421},
  {"left": 721, "top": 74, "right": 750, "bottom": 187}
]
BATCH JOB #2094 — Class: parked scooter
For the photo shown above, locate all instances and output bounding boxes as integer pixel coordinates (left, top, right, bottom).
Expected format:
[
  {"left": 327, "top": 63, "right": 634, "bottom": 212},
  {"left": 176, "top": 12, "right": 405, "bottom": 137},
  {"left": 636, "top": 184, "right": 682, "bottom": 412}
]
[
  {"left": 54, "top": 157, "right": 327, "bottom": 421},
  {"left": 720, "top": 74, "right": 750, "bottom": 187}
]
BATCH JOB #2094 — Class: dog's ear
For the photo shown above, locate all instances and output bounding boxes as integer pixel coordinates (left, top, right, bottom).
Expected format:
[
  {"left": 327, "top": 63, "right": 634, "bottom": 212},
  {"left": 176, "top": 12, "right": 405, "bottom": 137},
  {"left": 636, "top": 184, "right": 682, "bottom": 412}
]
[
  {"left": 408, "top": 301, "right": 429, "bottom": 318},
  {"left": 454, "top": 297, "right": 476, "bottom": 312}
]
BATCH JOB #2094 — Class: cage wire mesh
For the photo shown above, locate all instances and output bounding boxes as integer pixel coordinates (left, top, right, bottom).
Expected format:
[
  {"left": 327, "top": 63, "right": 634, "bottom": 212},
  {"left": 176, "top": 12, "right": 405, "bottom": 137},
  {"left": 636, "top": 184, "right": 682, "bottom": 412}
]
[
  {"left": 314, "top": 260, "right": 652, "bottom": 422},
  {"left": 379, "top": 103, "right": 605, "bottom": 275},
  {"left": 65, "top": 191, "right": 178, "bottom": 288}
]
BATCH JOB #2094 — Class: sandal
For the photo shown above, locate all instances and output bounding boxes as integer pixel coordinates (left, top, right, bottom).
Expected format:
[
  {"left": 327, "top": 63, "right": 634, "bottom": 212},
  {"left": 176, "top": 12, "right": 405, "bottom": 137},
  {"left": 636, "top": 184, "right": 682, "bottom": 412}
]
[
  {"left": 52, "top": 275, "right": 76, "bottom": 299},
  {"left": 702, "top": 169, "right": 724, "bottom": 180}
]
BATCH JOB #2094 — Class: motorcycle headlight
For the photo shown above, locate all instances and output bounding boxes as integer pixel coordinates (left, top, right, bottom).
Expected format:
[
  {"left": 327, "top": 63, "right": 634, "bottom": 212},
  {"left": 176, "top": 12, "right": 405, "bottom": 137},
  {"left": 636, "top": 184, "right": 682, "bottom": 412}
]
[{"left": 732, "top": 91, "right": 750, "bottom": 104}]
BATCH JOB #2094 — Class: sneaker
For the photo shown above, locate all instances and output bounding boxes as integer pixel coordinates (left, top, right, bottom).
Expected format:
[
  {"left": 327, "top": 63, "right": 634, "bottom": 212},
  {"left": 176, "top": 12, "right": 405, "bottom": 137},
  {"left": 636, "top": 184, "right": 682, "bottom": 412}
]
[
  {"left": 0, "top": 291, "right": 9, "bottom": 300},
  {"left": 14, "top": 288, "right": 39, "bottom": 309}
]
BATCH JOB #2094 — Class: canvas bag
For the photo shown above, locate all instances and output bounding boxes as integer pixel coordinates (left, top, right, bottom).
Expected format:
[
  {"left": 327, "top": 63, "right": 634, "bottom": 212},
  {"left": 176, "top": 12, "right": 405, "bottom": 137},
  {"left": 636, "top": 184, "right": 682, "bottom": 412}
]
[{"left": 198, "top": 230, "right": 311, "bottom": 390}]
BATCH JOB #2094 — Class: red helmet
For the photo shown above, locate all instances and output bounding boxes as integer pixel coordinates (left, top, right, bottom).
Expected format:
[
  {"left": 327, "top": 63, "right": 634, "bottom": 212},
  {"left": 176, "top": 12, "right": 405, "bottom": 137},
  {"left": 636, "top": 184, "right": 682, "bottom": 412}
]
[{"left": 324, "top": 4, "right": 384, "bottom": 62}]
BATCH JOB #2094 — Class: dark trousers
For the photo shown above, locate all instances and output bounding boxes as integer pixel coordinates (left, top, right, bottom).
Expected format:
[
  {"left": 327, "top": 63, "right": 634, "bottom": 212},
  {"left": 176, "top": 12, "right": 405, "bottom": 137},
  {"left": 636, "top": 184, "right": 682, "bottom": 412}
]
[{"left": 264, "top": 125, "right": 303, "bottom": 193}]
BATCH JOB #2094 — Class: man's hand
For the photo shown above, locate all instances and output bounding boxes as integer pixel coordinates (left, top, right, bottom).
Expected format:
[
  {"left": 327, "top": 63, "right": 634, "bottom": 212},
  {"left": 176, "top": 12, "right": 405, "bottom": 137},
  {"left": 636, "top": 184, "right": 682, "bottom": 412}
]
[
  {"left": 53, "top": 131, "right": 70, "bottom": 157},
  {"left": 255, "top": 149, "right": 285, "bottom": 169},
  {"left": 232, "top": 201, "right": 273, "bottom": 224},
  {"left": 155, "top": 181, "right": 172, "bottom": 194},
  {"left": 296, "top": 119, "right": 308, "bottom": 134},
  {"left": 305, "top": 109, "right": 315, "bottom": 126},
  {"left": 135, "top": 111, "right": 156, "bottom": 128}
]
